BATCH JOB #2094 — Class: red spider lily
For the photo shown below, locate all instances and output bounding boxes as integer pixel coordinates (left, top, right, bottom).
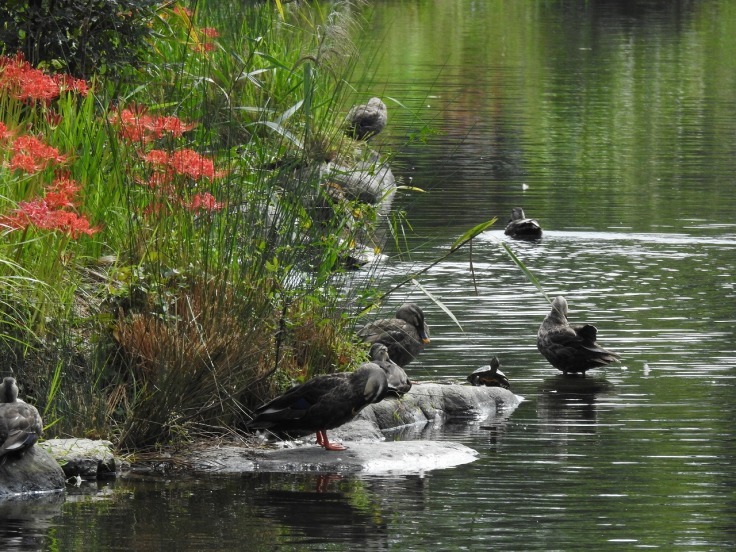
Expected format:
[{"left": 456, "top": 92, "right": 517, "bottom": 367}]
[
  {"left": 0, "top": 175, "right": 100, "bottom": 238},
  {"left": 142, "top": 148, "right": 225, "bottom": 181},
  {"left": 112, "top": 105, "right": 196, "bottom": 144},
  {"left": 174, "top": 6, "right": 193, "bottom": 17},
  {"left": 7, "top": 135, "right": 67, "bottom": 174},
  {"left": 0, "top": 53, "right": 89, "bottom": 102},
  {"left": 44, "top": 173, "right": 81, "bottom": 209},
  {"left": 169, "top": 149, "right": 218, "bottom": 180},
  {"left": 0, "top": 122, "right": 11, "bottom": 141},
  {"left": 200, "top": 27, "right": 219, "bottom": 39},
  {"left": 55, "top": 74, "right": 89, "bottom": 96},
  {"left": 187, "top": 192, "right": 223, "bottom": 212}
]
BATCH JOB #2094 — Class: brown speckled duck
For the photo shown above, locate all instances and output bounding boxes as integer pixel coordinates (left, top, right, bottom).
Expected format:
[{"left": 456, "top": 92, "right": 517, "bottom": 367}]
[
  {"left": 246, "top": 363, "right": 390, "bottom": 451},
  {"left": 537, "top": 296, "right": 621, "bottom": 375},
  {"left": 357, "top": 303, "right": 430, "bottom": 367},
  {"left": 504, "top": 207, "right": 542, "bottom": 240},
  {"left": 369, "top": 343, "right": 412, "bottom": 396},
  {"left": 345, "top": 97, "right": 387, "bottom": 140},
  {"left": 0, "top": 377, "right": 43, "bottom": 460}
]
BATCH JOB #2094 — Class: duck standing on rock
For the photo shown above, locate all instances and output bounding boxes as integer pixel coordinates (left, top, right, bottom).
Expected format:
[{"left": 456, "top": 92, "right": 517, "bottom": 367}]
[
  {"left": 504, "top": 207, "right": 543, "bottom": 240},
  {"left": 0, "top": 377, "right": 43, "bottom": 460},
  {"left": 357, "top": 303, "right": 431, "bottom": 367},
  {"left": 345, "top": 97, "right": 387, "bottom": 141},
  {"left": 369, "top": 343, "right": 412, "bottom": 396},
  {"left": 537, "top": 296, "right": 621, "bottom": 375},
  {"left": 245, "top": 363, "right": 390, "bottom": 451}
]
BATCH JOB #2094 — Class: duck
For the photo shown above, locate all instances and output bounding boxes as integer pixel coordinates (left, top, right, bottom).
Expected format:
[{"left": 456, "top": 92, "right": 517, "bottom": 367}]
[
  {"left": 357, "top": 303, "right": 430, "bottom": 367},
  {"left": 537, "top": 296, "right": 621, "bottom": 375},
  {"left": 245, "top": 362, "right": 390, "bottom": 451},
  {"left": 0, "top": 377, "right": 43, "bottom": 460},
  {"left": 369, "top": 343, "right": 412, "bottom": 396},
  {"left": 467, "top": 356, "right": 511, "bottom": 389},
  {"left": 345, "top": 97, "right": 387, "bottom": 140},
  {"left": 504, "top": 207, "right": 542, "bottom": 240}
]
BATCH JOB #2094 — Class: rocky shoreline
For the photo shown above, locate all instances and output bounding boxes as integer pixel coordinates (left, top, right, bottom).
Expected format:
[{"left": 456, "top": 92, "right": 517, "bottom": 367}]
[{"left": 1, "top": 382, "right": 521, "bottom": 497}]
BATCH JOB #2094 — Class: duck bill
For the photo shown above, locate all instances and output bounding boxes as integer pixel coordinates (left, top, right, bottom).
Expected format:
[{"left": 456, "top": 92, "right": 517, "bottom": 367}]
[{"left": 420, "top": 331, "right": 430, "bottom": 344}]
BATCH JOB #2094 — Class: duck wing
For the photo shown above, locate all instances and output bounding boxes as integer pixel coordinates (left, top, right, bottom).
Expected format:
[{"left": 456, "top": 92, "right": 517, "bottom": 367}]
[
  {"left": 0, "top": 400, "right": 42, "bottom": 457},
  {"left": 247, "top": 374, "right": 349, "bottom": 428}
]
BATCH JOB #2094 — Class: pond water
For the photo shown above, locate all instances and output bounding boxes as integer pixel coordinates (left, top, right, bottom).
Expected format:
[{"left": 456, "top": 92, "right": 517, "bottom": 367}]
[{"left": 5, "top": 1, "right": 736, "bottom": 550}]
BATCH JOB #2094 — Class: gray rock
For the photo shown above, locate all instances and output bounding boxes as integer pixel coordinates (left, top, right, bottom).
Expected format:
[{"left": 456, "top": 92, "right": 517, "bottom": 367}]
[
  {"left": 320, "top": 160, "right": 396, "bottom": 206},
  {"left": 352, "top": 382, "right": 519, "bottom": 431},
  {"left": 187, "top": 382, "right": 520, "bottom": 475},
  {"left": 40, "top": 439, "right": 119, "bottom": 479},
  {"left": 0, "top": 445, "right": 66, "bottom": 497},
  {"left": 190, "top": 440, "right": 477, "bottom": 475}
]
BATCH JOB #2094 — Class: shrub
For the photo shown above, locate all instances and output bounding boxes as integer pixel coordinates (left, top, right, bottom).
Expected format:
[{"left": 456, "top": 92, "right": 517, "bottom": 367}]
[{"left": 0, "top": 0, "right": 158, "bottom": 78}]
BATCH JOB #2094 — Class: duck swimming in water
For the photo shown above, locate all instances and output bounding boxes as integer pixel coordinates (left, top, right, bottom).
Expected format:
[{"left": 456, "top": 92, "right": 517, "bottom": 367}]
[
  {"left": 537, "top": 296, "right": 621, "bottom": 375},
  {"left": 246, "top": 362, "right": 390, "bottom": 451},
  {"left": 504, "top": 207, "right": 543, "bottom": 240},
  {"left": 357, "top": 303, "right": 431, "bottom": 367},
  {"left": 0, "top": 377, "right": 43, "bottom": 460},
  {"left": 369, "top": 343, "right": 412, "bottom": 396},
  {"left": 345, "top": 97, "right": 388, "bottom": 140}
]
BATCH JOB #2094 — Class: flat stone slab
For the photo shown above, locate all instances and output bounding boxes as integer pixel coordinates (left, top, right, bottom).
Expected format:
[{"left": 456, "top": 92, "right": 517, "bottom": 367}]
[
  {"left": 40, "top": 438, "right": 119, "bottom": 479},
  {"left": 188, "top": 440, "right": 478, "bottom": 475},
  {"left": 186, "top": 383, "right": 521, "bottom": 475}
]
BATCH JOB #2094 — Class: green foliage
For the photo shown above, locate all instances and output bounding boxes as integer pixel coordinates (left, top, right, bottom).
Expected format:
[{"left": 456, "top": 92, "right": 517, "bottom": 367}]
[
  {"left": 0, "top": 0, "right": 158, "bottom": 79},
  {"left": 0, "top": 0, "right": 391, "bottom": 450}
]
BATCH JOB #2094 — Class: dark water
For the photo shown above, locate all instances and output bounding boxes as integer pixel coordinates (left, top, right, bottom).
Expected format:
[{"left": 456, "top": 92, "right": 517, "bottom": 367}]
[{"left": 5, "top": 1, "right": 736, "bottom": 550}]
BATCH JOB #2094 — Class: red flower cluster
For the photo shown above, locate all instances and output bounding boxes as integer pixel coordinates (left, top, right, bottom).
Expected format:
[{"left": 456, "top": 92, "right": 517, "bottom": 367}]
[
  {"left": 187, "top": 192, "right": 223, "bottom": 212},
  {"left": 112, "top": 105, "right": 196, "bottom": 144},
  {"left": 142, "top": 148, "right": 225, "bottom": 181},
  {"left": 0, "top": 122, "right": 11, "bottom": 141},
  {"left": 0, "top": 53, "right": 89, "bottom": 103},
  {"left": 7, "top": 135, "right": 67, "bottom": 174},
  {"left": 0, "top": 174, "right": 100, "bottom": 238}
]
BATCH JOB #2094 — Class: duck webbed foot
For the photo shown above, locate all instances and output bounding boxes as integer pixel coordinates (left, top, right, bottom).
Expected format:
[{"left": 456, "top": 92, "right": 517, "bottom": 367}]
[{"left": 316, "top": 430, "right": 348, "bottom": 451}]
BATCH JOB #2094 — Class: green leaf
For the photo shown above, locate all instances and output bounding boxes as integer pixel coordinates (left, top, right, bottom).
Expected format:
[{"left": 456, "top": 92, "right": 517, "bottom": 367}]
[
  {"left": 451, "top": 217, "right": 497, "bottom": 251},
  {"left": 411, "top": 278, "right": 463, "bottom": 331},
  {"left": 494, "top": 239, "right": 550, "bottom": 302}
]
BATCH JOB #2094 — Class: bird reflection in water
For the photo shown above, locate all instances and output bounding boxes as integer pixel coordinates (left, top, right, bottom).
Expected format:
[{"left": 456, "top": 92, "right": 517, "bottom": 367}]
[
  {"left": 256, "top": 474, "right": 389, "bottom": 547},
  {"left": 537, "top": 375, "right": 614, "bottom": 432}
]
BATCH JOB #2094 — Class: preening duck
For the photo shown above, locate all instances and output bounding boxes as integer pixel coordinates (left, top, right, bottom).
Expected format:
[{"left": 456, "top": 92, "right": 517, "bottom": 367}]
[
  {"left": 246, "top": 362, "right": 390, "bottom": 451},
  {"left": 537, "top": 296, "right": 621, "bottom": 375},
  {"left": 369, "top": 343, "right": 412, "bottom": 396},
  {"left": 0, "top": 377, "right": 43, "bottom": 460},
  {"left": 357, "top": 303, "right": 431, "bottom": 367},
  {"left": 345, "top": 97, "right": 388, "bottom": 140}
]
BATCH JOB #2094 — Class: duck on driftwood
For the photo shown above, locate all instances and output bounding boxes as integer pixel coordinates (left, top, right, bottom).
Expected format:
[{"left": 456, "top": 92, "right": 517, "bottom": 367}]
[
  {"left": 245, "top": 363, "right": 390, "bottom": 451},
  {"left": 0, "top": 377, "right": 43, "bottom": 461},
  {"left": 537, "top": 296, "right": 621, "bottom": 375},
  {"left": 504, "top": 207, "right": 542, "bottom": 240},
  {"left": 369, "top": 343, "right": 412, "bottom": 396},
  {"left": 357, "top": 303, "right": 431, "bottom": 367},
  {"left": 345, "top": 97, "right": 387, "bottom": 141}
]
